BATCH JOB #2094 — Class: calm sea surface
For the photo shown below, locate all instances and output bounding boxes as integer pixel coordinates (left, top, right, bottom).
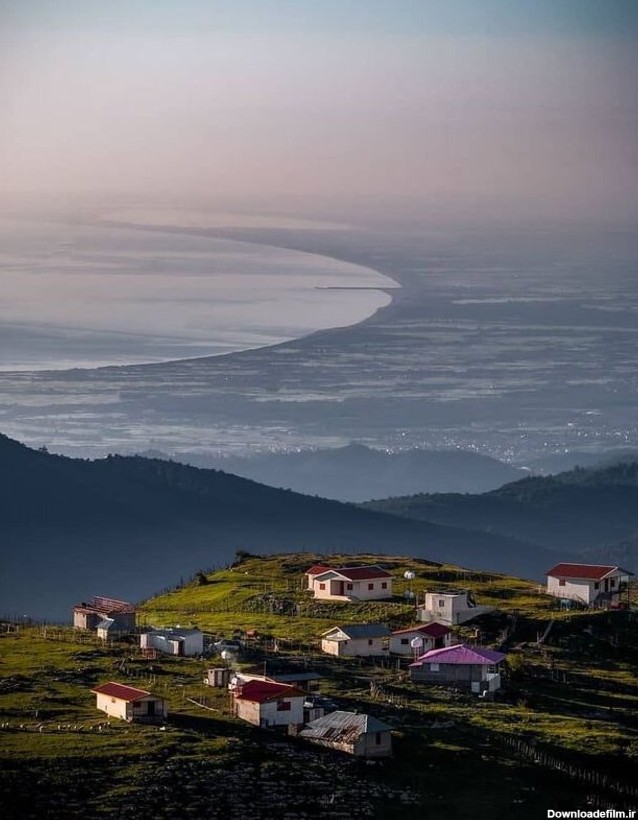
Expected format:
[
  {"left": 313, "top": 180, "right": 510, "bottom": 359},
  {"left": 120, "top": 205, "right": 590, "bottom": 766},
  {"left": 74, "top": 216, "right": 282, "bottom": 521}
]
[{"left": 0, "top": 218, "right": 393, "bottom": 371}]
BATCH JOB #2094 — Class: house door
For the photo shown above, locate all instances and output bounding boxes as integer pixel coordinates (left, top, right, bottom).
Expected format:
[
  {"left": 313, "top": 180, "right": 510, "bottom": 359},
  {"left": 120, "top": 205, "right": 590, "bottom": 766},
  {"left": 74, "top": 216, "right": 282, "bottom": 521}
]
[
  {"left": 335, "top": 581, "right": 344, "bottom": 596},
  {"left": 147, "top": 700, "right": 156, "bottom": 717}
]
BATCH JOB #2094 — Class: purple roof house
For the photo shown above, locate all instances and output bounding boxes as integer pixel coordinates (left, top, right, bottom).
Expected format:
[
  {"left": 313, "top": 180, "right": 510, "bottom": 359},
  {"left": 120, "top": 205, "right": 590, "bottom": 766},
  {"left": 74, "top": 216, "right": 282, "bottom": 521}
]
[{"left": 409, "top": 643, "right": 506, "bottom": 695}]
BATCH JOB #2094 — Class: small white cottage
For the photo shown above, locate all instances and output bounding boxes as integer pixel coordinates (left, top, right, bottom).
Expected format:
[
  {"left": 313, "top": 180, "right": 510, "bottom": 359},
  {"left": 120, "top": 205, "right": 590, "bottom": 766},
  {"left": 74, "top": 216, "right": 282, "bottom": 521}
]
[
  {"left": 321, "top": 624, "right": 391, "bottom": 657},
  {"left": 91, "top": 682, "right": 168, "bottom": 722},
  {"left": 307, "top": 565, "right": 393, "bottom": 601},
  {"left": 546, "top": 563, "right": 633, "bottom": 607},
  {"left": 140, "top": 626, "right": 204, "bottom": 657},
  {"left": 233, "top": 679, "right": 306, "bottom": 729}
]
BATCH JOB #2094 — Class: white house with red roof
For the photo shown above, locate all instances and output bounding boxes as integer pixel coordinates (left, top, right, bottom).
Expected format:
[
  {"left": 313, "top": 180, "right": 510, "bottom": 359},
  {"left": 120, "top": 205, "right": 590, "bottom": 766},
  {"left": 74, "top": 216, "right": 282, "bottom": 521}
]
[
  {"left": 306, "top": 565, "right": 393, "bottom": 601},
  {"left": 546, "top": 563, "right": 633, "bottom": 607},
  {"left": 91, "top": 682, "right": 168, "bottom": 722},
  {"left": 409, "top": 644, "right": 506, "bottom": 694},
  {"left": 305, "top": 564, "right": 332, "bottom": 590},
  {"left": 389, "top": 622, "right": 453, "bottom": 656},
  {"left": 232, "top": 679, "right": 306, "bottom": 728}
]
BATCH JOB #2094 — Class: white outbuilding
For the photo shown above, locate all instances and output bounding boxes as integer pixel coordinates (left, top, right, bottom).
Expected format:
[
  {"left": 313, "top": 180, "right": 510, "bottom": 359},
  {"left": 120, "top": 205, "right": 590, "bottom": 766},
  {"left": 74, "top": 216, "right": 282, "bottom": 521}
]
[{"left": 140, "top": 626, "right": 204, "bottom": 657}]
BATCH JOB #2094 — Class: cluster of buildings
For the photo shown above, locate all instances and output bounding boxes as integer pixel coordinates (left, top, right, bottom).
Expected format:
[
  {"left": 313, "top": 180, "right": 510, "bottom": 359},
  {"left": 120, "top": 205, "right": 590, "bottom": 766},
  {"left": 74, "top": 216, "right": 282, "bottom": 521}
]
[{"left": 84, "top": 559, "right": 633, "bottom": 757}]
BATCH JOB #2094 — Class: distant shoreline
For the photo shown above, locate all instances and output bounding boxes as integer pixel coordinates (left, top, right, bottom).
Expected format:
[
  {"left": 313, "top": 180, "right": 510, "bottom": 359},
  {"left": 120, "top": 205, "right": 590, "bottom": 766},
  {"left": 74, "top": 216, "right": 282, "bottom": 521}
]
[{"left": 0, "top": 215, "right": 399, "bottom": 374}]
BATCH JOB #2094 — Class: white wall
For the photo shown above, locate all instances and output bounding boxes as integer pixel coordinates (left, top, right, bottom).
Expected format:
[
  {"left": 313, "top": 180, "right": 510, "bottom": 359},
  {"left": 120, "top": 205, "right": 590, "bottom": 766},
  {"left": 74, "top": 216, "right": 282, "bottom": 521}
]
[
  {"left": 547, "top": 576, "right": 594, "bottom": 604},
  {"left": 235, "top": 695, "right": 304, "bottom": 728},
  {"left": 389, "top": 630, "right": 452, "bottom": 656},
  {"left": 321, "top": 635, "right": 389, "bottom": 657},
  {"left": 140, "top": 630, "right": 203, "bottom": 656},
  {"left": 312, "top": 576, "right": 392, "bottom": 601},
  {"left": 95, "top": 694, "right": 168, "bottom": 722}
]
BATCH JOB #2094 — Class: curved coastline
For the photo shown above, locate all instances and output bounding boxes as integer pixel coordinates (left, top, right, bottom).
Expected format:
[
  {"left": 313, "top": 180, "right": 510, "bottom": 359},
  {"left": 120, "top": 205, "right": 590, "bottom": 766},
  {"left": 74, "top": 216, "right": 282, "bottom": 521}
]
[{"left": 0, "top": 216, "right": 400, "bottom": 374}]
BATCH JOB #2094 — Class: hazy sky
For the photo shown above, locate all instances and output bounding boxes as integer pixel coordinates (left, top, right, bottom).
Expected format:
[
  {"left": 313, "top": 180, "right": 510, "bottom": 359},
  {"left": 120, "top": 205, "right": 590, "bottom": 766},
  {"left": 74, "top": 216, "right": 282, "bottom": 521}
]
[{"left": 1, "top": 0, "right": 637, "bottom": 222}]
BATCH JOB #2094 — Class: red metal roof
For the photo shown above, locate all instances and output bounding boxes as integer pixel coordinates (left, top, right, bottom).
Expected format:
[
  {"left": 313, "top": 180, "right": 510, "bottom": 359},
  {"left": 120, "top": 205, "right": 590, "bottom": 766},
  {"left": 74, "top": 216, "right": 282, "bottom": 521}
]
[
  {"left": 305, "top": 564, "right": 332, "bottom": 575},
  {"left": 315, "top": 565, "right": 392, "bottom": 581},
  {"left": 393, "top": 622, "right": 452, "bottom": 638},
  {"left": 546, "top": 563, "right": 628, "bottom": 581},
  {"left": 91, "top": 682, "right": 153, "bottom": 702},
  {"left": 234, "top": 679, "right": 305, "bottom": 704}
]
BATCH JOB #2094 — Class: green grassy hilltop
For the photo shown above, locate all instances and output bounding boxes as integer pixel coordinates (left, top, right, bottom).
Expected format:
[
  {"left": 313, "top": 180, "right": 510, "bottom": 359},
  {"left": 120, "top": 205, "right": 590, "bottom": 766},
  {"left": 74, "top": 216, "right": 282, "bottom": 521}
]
[{"left": 2, "top": 552, "right": 637, "bottom": 819}]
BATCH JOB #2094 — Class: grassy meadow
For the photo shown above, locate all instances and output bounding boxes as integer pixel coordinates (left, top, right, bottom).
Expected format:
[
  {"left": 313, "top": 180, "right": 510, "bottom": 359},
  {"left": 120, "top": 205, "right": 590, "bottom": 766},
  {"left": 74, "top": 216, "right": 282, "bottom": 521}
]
[{"left": 2, "top": 552, "right": 637, "bottom": 818}]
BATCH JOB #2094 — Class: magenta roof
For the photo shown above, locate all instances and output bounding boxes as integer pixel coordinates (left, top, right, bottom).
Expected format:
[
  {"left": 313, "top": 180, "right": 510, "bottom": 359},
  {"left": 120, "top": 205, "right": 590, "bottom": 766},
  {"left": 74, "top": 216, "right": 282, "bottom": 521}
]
[{"left": 409, "top": 643, "right": 505, "bottom": 667}]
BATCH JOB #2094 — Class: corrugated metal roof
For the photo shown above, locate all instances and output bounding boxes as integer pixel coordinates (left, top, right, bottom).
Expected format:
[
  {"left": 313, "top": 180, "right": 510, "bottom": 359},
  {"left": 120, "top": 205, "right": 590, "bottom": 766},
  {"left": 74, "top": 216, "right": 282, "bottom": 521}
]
[
  {"left": 323, "top": 624, "right": 391, "bottom": 640},
  {"left": 74, "top": 596, "right": 135, "bottom": 614},
  {"left": 91, "top": 682, "right": 153, "bottom": 701},
  {"left": 392, "top": 622, "right": 451, "bottom": 638},
  {"left": 300, "top": 710, "right": 391, "bottom": 743},
  {"left": 546, "top": 563, "right": 632, "bottom": 580},
  {"left": 410, "top": 643, "right": 505, "bottom": 667}
]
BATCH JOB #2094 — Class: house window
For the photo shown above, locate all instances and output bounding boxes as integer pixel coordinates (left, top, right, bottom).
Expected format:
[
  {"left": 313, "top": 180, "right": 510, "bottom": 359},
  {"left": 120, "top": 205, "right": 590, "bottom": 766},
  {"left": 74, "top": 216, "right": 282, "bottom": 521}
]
[
  {"left": 438, "top": 599, "right": 445, "bottom": 607},
  {"left": 594, "top": 582, "right": 599, "bottom": 590},
  {"left": 430, "top": 663, "right": 439, "bottom": 672},
  {"left": 400, "top": 638, "right": 409, "bottom": 645},
  {"left": 368, "top": 639, "right": 373, "bottom": 646},
  {"left": 610, "top": 580, "right": 615, "bottom": 587},
  {"left": 368, "top": 583, "right": 374, "bottom": 590},
  {"left": 559, "top": 580, "right": 566, "bottom": 587},
  {"left": 277, "top": 701, "right": 291, "bottom": 711},
  {"left": 381, "top": 582, "right": 387, "bottom": 589},
  {"left": 319, "top": 583, "right": 326, "bottom": 590},
  {"left": 346, "top": 583, "right": 353, "bottom": 590},
  {"left": 375, "top": 733, "right": 382, "bottom": 745}
]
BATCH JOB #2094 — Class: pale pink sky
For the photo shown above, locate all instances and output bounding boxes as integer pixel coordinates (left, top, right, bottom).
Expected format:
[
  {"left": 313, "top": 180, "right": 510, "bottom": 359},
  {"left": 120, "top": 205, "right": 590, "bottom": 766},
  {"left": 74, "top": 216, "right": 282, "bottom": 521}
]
[{"left": 1, "top": 1, "right": 636, "bottom": 223}]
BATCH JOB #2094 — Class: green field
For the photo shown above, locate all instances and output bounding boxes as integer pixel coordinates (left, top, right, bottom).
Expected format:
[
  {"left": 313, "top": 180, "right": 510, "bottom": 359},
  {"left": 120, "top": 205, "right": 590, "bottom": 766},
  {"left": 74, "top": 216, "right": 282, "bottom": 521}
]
[{"left": 2, "top": 552, "right": 637, "bottom": 819}]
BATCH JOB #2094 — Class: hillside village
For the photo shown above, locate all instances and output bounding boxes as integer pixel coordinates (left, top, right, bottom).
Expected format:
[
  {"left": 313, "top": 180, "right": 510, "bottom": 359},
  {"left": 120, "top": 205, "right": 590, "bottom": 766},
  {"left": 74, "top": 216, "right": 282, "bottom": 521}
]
[{"left": 1, "top": 552, "right": 638, "bottom": 819}]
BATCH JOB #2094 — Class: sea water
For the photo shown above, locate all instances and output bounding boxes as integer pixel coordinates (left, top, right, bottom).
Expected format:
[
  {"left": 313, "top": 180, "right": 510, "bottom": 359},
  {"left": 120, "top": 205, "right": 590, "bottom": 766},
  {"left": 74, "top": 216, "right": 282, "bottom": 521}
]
[{"left": 0, "top": 217, "right": 394, "bottom": 371}]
